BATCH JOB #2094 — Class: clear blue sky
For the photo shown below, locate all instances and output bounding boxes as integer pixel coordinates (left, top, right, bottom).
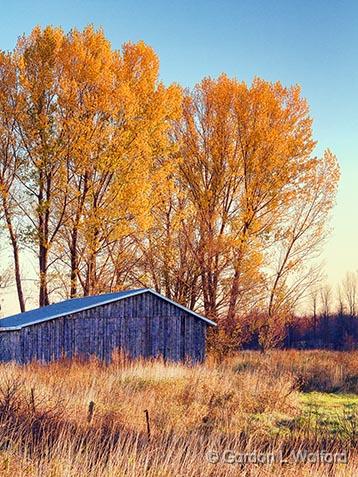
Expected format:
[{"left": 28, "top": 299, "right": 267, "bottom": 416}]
[{"left": 0, "top": 0, "right": 357, "bottom": 313}]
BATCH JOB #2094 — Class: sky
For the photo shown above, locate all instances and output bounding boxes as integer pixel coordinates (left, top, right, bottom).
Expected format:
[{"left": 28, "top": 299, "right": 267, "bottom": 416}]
[{"left": 0, "top": 0, "right": 357, "bottom": 315}]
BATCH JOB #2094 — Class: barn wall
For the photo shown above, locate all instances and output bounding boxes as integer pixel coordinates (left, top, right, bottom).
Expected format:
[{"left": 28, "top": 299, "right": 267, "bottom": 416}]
[{"left": 0, "top": 293, "right": 208, "bottom": 364}]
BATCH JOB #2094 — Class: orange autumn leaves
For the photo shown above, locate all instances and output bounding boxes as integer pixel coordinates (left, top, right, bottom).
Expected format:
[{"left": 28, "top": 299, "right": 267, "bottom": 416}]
[{"left": 0, "top": 26, "right": 339, "bottom": 350}]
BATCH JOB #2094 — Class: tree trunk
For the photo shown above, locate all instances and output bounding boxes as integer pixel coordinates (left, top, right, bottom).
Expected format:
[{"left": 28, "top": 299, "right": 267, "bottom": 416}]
[
  {"left": 226, "top": 266, "right": 240, "bottom": 332},
  {"left": 70, "top": 228, "right": 78, "bottom": 298},
  {"left": 39, "top": 243, "right": 49, "bottom": 306},
  {"left": 226, "top": 223, "right": 250, "bottom": 332},
  {"left": 38, "top": 173, "right": 50, "bottom": 307},
  {"left": 84, "top": 227, "right": 99, "bottom": 296},
  {"left": 2, "top": 197, "right": 25, "bottom": 312}
]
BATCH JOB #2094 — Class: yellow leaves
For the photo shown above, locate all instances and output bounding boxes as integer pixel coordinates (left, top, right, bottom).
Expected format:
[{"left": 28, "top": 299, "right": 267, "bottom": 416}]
[
  {"left": 121, "top": 41, "right": 159, "bottom": 91},
  {"left": 60, "top": 26, "right": 116, "bottom": 114},
  {"left": 180, "top": 75, "right": 313, "bottom": 243},
  {"left": 17, "top": 26, "right": 64, "bottom": 98}
]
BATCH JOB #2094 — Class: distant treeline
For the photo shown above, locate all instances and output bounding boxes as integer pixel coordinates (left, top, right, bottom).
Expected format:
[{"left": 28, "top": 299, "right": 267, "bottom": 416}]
[
  {"left": 285, "top": 313, "right": 358, "bottom": 350},
  {"left": 242, "top": 313, "right": 358, "bottom": 351}
]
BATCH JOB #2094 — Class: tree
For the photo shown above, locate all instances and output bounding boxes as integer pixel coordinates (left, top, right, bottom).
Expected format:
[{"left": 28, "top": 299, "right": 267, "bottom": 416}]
[
  {"left": 320, "top": 283, "right": 332, "bottom": 318},
  {"left": 0, "top": 51, "right": 26, "bottom": 311},
  {"left": 53, "top": 30, "right": 181, "bottom": 297},
  {"left": 258, "top": 150, "right": 339, "bottom": 349},
  {"left": 342, "top": 271, "right": 358, "bottom": 316},
  {"left": 136, "top": 177, "right": 202, "bottom": 308},
  {"left": 0, "top": 26, "right": 181, "bottom": 305},
  {"left": 12, "top": 26, "right": 68, "bottom": 307},
  {"left": 337, "top": 284, "right": 345, "bottom": 316},
  {"left": 309, "top": 286, "right": 320, "bottom": 339},
  {"left": 173, "top": 74, "right": 338, "bottom": 349}
]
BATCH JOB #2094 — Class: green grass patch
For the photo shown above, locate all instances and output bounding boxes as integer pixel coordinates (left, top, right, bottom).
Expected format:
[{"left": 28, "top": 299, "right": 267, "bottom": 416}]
[
  {"left": 251, "top": 392, "right": 358, "bottom": 438},
  {"left": 300, "top": 391, "right": 358, "bottom": 411},
  {"left": 298, "top": 392, "right": 358, "bottom": 433}
]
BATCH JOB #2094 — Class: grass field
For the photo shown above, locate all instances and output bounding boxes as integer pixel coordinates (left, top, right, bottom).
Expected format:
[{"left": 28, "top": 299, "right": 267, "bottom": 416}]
[{"left": 0, "top": 350, "right": 357, "bottom": 476}]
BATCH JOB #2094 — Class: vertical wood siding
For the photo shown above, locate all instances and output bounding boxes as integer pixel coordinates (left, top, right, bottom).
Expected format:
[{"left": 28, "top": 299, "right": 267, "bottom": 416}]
[{"left": 0, "top": 293, "right": 208, "bottom": 364}]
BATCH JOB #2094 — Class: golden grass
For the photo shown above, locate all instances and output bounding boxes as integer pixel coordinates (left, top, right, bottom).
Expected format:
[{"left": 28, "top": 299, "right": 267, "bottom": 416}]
[
  {"left": 232, "top": 349, "right": 358, "bottom": 393},
  {"left": 0, "top": 351, "right": 356, "bottom": 476}
]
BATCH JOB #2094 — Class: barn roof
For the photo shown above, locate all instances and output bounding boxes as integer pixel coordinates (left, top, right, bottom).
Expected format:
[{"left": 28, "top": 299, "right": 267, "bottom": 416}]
[{"left": 0, "top": 288, "right": 217, "bottom": 331}]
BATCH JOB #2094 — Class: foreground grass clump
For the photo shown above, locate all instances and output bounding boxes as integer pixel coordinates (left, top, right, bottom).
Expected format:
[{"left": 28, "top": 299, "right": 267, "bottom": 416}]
[{"left": 0, "top": 352, "right": 356, "bottom": 476}]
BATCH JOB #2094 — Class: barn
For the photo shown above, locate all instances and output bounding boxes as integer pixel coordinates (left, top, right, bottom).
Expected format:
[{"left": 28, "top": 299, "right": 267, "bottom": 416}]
[{"left": 0, "top": 288, "right": 216, "bottom": 364}]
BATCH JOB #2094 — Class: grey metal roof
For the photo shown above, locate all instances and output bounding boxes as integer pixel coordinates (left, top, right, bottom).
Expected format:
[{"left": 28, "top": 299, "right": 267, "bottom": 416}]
[{"left": 0, "top": 288, "right": 216, "bottom": 331}]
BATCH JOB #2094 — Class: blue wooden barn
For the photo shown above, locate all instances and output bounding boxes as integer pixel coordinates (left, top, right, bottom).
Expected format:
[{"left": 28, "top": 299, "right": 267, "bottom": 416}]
[{"left": 0, "top": 288, "right": 216, "bottom": 364}]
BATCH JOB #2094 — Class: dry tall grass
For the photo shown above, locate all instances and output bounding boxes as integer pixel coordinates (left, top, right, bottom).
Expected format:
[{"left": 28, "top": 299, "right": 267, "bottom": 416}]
[
  {"left": 0, "top": 351, "right": 356, "bottom": 476},
  {"left": 233, "top": 350, "right": 358, "bottom": 393}
]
